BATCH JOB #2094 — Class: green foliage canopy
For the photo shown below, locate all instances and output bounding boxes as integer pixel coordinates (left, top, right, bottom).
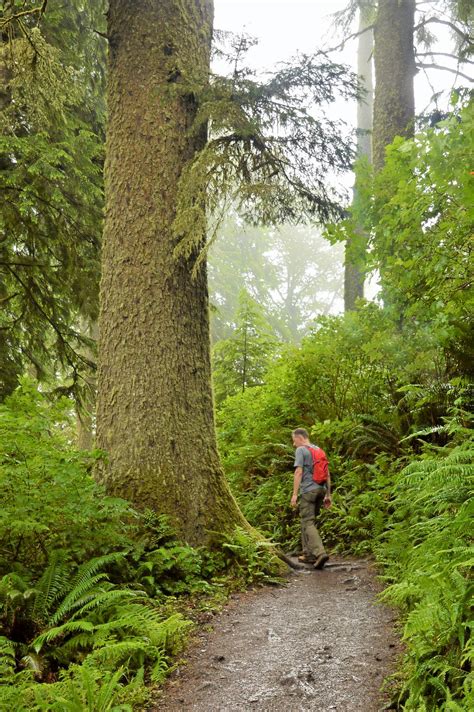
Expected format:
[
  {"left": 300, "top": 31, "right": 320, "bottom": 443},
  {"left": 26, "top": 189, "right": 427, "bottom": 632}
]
[
  {"left": 326, "top": 95, "right": 473, "bottom": 375},
  {"left": 370, "top": 97, "right": 473, "bottom": 344}
]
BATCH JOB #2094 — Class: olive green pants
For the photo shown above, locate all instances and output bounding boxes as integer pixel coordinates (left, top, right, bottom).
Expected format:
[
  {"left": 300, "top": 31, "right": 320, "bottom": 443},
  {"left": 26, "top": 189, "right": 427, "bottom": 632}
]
[{"left": 299, "top": 488, "right": 326, "bottom": 558}]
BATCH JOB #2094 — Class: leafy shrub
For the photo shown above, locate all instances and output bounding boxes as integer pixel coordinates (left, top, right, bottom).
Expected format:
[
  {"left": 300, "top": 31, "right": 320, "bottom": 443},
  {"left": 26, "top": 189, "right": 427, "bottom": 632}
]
[
  {"left": 0, "top": 552, "right": 192, "bottom": 677},
  {"left": 134, "top": 544, "right": 210, "bottom": 597},
  {"left": 369, "top": 98, "right": 474, "bottom": 374},
  {"left": 318, "top": 456, "right": 396, "bottom": 554},
  {"left": 0, "top": 381, "right": 134, "bottom": 575},
  {"left": 217, "top": 305, "right": 451, "bottom": 496},
  {"left": 103, "top": 512, "right": 213, "bottom": 599},
  {"left": 0, "top": 638, "right": 147, "bottom": 711},
  {"left": 238, "top": 471, "right": 300, "bottom": 551}
]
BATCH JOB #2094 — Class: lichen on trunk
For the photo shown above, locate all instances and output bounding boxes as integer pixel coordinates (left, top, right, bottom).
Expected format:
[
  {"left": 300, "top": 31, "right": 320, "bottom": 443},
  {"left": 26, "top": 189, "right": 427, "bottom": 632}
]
[{"left": 96, "top": 0, "right": 248, "bottom": 545}]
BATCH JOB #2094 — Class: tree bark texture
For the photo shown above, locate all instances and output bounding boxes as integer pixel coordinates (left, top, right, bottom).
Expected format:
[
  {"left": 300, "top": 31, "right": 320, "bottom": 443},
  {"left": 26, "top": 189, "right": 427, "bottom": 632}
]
[
  {"left": 97, "top": 0, "right": 248, "bottom": 545},
  {"left": 344, "top": 2, "right": 374, "bottom": 312},
  {"left": 373, "top": 0, "right": 416, "bottom": 172}
]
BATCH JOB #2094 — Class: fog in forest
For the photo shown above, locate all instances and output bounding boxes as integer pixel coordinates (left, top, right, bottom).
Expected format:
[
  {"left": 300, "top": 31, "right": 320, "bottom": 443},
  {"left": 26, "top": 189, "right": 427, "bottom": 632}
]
[{"left": 209, "top": 0, "right": 464, "bottom": 340}]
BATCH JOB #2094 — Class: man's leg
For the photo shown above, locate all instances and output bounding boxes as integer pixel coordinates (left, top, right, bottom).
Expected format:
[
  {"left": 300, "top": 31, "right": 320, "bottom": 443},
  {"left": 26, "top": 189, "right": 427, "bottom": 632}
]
[
  {"left": 300, "top": 490, "right": 326, "bottom": 559},
  {"left": 301, "top": 520, "right": 309, "bottom": 554}
]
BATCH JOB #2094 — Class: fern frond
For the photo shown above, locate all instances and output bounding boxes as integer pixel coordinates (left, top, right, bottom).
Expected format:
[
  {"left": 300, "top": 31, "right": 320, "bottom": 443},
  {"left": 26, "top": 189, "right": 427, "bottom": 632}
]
[
  {"left": 150, "top": 654, "right": 168, "bottom": 684},
  {"left": 71, "top": 552, "right": 126, "bottom": 584},
  {"left": 94, "top": 665, "right": 132, "bottom": 711},
  {"left": 20, "top": 652, "right": 43, "bottom": 675},
  {"left": 0, "top": 636, "right": 17, "bottom": 681},
  {"left": 31, "top": 551, "right": 68, "bottom": 622},
  {"left": 56, "top": 633, "right": 97, "bottom": 657},
  {"left": 84, "top": 639, "right": 157, "bottom": 668},
  {"left": 70, "top": 589, "right": 140, "bottom": 620},
  {"left": 50, "top": 574, "right": 113, "bottom": 625},
  {"left": 32, "top": 620, "right": 95, "bottom": 653}
]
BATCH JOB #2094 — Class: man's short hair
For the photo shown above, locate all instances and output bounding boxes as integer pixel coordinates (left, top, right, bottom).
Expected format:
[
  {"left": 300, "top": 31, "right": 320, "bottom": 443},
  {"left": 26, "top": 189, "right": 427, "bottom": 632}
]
[{"left": 292, "top": 428, "right": 309, "bottom": 439}]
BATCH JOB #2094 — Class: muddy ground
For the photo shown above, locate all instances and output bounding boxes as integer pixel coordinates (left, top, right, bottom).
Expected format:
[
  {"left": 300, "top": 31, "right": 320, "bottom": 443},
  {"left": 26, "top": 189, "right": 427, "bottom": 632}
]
[{"left": 150, "top": 558, "right": 400, "bottom": 712}]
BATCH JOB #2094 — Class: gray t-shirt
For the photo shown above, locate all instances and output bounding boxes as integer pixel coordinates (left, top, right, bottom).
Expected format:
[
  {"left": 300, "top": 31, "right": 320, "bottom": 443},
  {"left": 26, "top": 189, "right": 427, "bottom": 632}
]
[{"left": 294, "top": 444, "right": 325, "bottom": 494}]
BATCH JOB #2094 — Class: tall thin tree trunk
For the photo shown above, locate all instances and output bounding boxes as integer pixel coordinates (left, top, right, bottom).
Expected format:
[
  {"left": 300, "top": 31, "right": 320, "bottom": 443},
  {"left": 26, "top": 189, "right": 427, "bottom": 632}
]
[
  {"left": 372, "top": 0, "right": 416, "bottom": 312},
  {"left": 76, "top": 321, "right": 97, "bottom": 451},
  {"left": 373, "top": 0, "right": 416, "bottom": 172},
  {"left": 241, "top": 318, "right": 248, "bottom": 393},
  {"left": 344, "top": 2, "right": 374, "bottom": 311},
  {"left": 97, "top": 0, "right": 247, "bottom": 545}
]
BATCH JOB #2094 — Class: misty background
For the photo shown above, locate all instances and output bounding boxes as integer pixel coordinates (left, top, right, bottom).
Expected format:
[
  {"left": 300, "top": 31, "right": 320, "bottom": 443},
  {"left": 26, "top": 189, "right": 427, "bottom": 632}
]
[{"left": 208, "top": 0, "right": 463, "bottom": 343}]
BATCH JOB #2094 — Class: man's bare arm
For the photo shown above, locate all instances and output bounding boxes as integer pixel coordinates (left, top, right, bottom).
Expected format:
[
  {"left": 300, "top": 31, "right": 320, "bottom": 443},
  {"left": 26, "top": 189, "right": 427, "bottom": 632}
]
[
  {"left": 325, "top": 472, "right": 332, "bottom": 506},
  {"left": 291, "top": 467, "right": 303, "bottom": 507}
]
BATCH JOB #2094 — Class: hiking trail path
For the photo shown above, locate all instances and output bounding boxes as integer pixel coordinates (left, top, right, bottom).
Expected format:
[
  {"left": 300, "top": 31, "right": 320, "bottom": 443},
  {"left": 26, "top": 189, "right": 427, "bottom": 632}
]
[{"left": 150, "top": 557, "right": 400, "bottom": 712}]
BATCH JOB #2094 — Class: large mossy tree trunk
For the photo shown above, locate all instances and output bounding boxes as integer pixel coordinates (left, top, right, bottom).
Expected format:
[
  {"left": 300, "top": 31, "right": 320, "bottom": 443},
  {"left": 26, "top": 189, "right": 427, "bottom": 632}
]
[
  {"left": 96, "top": 0, "right": 248, "bottom": 545},
  {"left": 344, "top": 2, "right": 374, "bottom": 312},
  {"left": 373, "top": 0, "right": 416, "bottom": 172}
]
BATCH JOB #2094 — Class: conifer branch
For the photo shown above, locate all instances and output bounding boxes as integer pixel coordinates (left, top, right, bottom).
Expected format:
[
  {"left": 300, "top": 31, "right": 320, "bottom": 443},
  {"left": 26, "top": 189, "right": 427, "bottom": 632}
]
[
  {"left": 414, "top": 17, "right": 474, "bottom": 47},
  {"left": 323, "top": 25, "right": 374, "bottom": 54},
  {"left": 0, "top": 261, "right": 48, "bottom": 267},
  {"left": 415, "top": 62, "right": 474, "bottom": 82},
  {"left": 0, "top": 291, "right": 20, "bottom": 304},
  {"left": 92, "top": 29, "right": 109, "bottom": 41},
  {"left": 4, "top": 265, "right": 89, "bottom": 371},
  {"left": 415, "top": 51, "right": 474, "bottom": 66},
  {"left": 6, "top": 266, "right": 65, "bottom": 340}
]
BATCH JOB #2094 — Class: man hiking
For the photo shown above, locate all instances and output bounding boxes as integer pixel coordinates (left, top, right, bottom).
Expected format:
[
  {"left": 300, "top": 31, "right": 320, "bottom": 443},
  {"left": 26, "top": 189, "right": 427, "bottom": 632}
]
[{"left": 291, "top": 428, "right": 332, "bottom": 569}]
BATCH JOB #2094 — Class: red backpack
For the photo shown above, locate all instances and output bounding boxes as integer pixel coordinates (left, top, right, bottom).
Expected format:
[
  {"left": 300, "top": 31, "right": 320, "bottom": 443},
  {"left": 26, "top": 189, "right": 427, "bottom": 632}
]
[{"left": 305, "top": 446, "right": 329, "bottom": 484}]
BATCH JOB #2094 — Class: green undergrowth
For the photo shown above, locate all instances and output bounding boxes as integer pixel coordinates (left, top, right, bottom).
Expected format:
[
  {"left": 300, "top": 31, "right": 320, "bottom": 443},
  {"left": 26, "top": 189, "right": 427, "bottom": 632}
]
[
  {"left": 222, "top": 411, "right": 473, "bottom": 712},
  {"left": 377, "top": 436, "right": 474, "bottom": 711},
  {"left": 0, "top": 382, "right": 283, "bottom": 710},
  {"left": 216, "top": 305, "right": 473, "bottom": 711}
]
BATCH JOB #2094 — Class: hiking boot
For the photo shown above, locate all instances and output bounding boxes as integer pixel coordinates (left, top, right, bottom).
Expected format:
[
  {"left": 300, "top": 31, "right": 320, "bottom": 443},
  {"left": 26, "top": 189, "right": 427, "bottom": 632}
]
[
  {"left": 298, "top": 553, "right": 317, "bottom": 563},
  {"left": 313, "top": 553, "right": 329, "bottom": 569}
]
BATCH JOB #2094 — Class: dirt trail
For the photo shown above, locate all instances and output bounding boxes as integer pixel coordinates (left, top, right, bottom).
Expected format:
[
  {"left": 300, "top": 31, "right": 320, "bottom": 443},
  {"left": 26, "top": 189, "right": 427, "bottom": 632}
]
[{"left": 151, "top": 558, "right": 399, "bottom": 712}]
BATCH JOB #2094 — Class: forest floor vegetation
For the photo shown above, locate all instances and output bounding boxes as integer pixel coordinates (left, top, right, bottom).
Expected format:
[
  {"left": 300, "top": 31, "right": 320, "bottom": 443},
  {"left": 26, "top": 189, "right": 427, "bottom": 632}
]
[{"left": 0, "top": 381, "right": 283, "bottom": 711}]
